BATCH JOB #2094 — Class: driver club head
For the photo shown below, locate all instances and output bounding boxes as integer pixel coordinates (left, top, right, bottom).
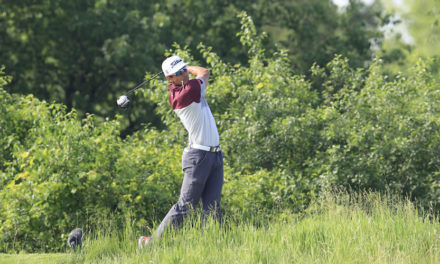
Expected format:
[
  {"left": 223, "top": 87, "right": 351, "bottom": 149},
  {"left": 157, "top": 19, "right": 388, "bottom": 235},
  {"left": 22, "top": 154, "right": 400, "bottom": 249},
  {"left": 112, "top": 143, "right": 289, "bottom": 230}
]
[{"left": 117, "top": 95, "right": 130, "bottom": 108}]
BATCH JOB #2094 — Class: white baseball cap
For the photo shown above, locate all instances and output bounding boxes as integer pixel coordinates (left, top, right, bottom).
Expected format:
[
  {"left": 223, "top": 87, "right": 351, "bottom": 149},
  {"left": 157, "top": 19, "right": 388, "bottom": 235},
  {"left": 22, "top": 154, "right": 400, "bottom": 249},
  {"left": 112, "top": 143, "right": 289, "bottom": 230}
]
[{"left": 162, "top": 55, "right": 187, "bottom": 76}]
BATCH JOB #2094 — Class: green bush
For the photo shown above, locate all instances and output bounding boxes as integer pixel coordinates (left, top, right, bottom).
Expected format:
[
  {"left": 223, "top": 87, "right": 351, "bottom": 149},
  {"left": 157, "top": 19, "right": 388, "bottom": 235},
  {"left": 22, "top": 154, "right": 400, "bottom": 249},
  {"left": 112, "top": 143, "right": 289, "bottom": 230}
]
[
  {"left": 0, "top": 85, "right": 183, "bottom": 252},
  {"left": 312, "top": 58, "right": 440, "bottom": 208}
]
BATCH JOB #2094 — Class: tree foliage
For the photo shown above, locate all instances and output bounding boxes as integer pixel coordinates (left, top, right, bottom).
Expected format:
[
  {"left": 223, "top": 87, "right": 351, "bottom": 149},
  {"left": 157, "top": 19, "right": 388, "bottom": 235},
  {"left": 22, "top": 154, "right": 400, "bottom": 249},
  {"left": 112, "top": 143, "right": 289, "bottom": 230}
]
[
  {"left": 379, "top": 0, "right": 440, "bottom": 76},
  {"left": 0, "top": 0, "right": 385, "bottom": 134}
]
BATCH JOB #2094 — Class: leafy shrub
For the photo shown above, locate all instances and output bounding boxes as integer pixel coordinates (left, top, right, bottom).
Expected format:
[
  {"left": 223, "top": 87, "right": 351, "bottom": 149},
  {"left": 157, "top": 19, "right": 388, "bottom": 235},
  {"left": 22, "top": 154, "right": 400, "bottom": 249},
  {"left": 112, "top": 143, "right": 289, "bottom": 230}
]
[
  {"left": 0, "top": 88, "right": 182, "bottom": 252},
  {"left": 312, "top": 59, "right": 440, "bottom": 208}
]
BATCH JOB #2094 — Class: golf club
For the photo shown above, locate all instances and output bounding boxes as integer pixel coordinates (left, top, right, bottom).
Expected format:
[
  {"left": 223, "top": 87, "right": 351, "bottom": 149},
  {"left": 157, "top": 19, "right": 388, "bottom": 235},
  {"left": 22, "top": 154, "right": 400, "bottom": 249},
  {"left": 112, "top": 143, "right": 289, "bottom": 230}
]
[{"left": 117, "top": 71, "right": 163, "bottom": 108}]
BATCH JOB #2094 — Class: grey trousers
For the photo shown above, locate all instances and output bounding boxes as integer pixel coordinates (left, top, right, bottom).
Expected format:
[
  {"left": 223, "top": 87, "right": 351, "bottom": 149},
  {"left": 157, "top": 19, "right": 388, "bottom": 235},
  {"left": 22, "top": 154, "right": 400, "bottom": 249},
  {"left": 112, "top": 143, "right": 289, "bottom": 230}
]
[{"left": 154, "top": 148, "right": 224, "bottom": 238}]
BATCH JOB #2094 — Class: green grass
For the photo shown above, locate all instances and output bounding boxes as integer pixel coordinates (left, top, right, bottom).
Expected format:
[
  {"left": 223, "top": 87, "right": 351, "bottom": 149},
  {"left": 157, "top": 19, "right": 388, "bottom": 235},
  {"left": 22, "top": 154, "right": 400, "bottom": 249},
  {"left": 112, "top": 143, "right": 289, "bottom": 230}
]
[
  {"left": 1, "top": 253, "right": 68, "bottom": 264},
  {"left": 2, "top": 191, "right": 439, "bottom": 264}
]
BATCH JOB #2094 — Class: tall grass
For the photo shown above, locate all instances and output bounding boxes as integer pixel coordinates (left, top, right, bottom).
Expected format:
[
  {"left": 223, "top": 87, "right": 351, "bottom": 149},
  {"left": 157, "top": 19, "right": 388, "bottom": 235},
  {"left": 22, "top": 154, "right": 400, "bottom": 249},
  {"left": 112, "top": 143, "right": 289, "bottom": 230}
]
[{"left": 2, "top": 191, "right": 439, "bottom": 264}]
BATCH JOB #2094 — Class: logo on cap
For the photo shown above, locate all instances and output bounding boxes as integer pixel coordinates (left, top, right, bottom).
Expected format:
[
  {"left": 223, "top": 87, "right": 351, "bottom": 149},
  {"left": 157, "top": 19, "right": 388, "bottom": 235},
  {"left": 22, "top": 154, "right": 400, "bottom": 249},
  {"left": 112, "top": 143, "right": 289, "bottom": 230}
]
[
  {"left": 162, "top": 55, "right": 186, "bottom": 76},
  {"left": 171, "top": 59, "right": 182, "bottom": 67}
]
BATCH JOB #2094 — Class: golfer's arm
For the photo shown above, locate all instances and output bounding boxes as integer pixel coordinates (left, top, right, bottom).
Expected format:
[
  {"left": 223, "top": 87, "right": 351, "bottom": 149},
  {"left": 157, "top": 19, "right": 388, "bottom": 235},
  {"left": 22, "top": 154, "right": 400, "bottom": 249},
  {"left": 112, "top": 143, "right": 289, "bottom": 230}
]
[{"left": 187, "top": 66, "right": 210, "bottom": 87}]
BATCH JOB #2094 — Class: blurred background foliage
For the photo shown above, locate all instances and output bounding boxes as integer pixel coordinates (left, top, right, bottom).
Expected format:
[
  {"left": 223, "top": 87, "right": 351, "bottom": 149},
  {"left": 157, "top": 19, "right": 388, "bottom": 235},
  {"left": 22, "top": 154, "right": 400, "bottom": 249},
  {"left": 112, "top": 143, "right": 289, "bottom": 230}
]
[
  {"left": 378, "top": 0, "right": 440, "bottom": 76},
  {"left": 1, "top": 0, "right": 439, "bottom": 253},
  {"left": 0, "top": 0, "right": 389, "bottom": 135}
]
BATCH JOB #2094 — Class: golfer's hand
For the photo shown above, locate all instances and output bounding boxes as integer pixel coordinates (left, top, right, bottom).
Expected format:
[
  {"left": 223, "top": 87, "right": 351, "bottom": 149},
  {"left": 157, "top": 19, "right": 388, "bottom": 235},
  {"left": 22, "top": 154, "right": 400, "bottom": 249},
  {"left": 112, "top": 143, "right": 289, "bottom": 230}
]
[{"left": 187, "top": 66, "right": 210, "bottom": 87}]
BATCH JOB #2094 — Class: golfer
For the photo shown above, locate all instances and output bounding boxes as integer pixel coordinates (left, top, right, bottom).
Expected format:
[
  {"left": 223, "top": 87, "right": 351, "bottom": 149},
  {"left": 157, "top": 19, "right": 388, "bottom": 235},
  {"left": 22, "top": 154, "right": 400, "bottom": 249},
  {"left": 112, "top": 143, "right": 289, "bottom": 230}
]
[{"left": 139, "top": 55, "right": 223, "bottom": 248}]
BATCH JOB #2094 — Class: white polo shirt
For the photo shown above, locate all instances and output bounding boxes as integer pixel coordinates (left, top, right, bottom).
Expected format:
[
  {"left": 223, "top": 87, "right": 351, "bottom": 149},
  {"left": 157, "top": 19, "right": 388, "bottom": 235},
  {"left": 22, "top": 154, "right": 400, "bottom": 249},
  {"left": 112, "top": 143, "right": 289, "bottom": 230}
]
[{"left": 168, "top": 77, "right": 219, "bottom": 147}]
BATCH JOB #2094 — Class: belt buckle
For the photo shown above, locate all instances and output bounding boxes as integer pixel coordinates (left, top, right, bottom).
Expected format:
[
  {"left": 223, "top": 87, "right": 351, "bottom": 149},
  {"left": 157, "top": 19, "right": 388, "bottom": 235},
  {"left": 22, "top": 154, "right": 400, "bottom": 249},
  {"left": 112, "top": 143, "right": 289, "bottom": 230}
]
[{"left": 209, "top": 146, "right": 220, "bottom": 152}]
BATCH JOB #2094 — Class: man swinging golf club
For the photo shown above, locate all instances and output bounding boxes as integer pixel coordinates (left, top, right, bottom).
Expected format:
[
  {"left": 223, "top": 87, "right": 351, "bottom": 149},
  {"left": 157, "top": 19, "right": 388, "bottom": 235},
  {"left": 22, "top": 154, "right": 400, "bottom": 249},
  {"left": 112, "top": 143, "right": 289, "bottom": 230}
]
[{"left": 139, "top": 55, "right": 224, "bottom": 248}]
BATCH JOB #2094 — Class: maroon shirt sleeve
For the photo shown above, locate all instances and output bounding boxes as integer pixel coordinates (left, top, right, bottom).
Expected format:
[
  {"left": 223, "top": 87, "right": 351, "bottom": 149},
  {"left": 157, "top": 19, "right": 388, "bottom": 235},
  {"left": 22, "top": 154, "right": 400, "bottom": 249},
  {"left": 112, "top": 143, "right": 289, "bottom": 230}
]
[{"left": 169, "top": 79, "right": 201, "bottom": 110}]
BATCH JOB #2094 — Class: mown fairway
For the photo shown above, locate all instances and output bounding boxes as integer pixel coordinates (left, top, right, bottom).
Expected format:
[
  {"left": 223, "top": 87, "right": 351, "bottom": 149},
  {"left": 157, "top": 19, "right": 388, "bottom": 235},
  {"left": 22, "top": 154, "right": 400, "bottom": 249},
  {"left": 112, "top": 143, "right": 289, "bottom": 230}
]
[{"left": 2, "top": 192, "right": 439, "bottom": 264}]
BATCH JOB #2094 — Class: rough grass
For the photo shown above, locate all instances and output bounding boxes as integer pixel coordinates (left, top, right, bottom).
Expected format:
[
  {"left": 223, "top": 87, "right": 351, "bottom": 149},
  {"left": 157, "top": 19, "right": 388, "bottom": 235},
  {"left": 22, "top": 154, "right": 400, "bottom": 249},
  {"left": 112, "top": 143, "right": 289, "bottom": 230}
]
[{"left": 2, "top": 191, "right": 439, "bottom": 264}]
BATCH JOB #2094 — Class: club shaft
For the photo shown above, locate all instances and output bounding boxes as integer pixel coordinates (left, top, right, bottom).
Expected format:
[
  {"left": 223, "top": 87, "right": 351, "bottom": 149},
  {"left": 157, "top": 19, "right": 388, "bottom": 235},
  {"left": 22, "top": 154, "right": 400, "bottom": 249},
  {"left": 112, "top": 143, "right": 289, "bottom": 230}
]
[{"left": 126, "top": 71, "right": 163, "bottom": 95}]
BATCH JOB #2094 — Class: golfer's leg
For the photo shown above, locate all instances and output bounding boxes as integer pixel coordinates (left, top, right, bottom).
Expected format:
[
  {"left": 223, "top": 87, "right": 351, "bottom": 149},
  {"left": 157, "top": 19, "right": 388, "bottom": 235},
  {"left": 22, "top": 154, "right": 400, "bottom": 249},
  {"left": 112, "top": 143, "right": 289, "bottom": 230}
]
[
  {"left": 201, "top": 151, "right": 224, "bottom": 224},
  {"left": 154, "top": 149, "right": 210, "bottom": 238}
]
